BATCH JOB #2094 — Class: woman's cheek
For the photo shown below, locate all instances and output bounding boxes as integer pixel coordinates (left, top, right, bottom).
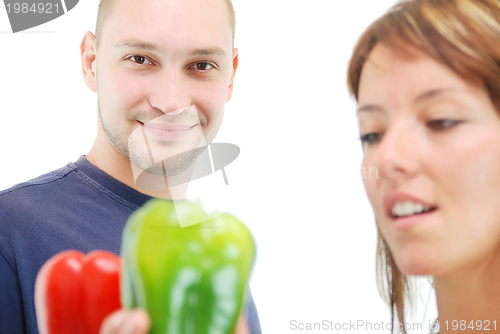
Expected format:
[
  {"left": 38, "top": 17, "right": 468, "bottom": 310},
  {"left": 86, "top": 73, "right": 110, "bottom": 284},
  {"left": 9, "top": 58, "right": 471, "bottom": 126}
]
[{"left": 362, "top": 156, "right": 378, "bottom": 204}]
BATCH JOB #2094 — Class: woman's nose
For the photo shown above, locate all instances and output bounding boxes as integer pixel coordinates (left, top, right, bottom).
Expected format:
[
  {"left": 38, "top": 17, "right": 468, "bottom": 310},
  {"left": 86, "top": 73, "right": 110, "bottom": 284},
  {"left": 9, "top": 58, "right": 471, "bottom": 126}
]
[{"left": 374, "top": 120, "right": 421, "bottom": 182}]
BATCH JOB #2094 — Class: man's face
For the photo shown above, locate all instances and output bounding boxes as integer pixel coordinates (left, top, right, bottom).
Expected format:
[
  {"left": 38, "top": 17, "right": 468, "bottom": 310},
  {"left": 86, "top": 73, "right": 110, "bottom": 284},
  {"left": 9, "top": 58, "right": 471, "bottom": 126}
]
[{"left": 94, "top": 0, "right": 237, "bottom": 176}]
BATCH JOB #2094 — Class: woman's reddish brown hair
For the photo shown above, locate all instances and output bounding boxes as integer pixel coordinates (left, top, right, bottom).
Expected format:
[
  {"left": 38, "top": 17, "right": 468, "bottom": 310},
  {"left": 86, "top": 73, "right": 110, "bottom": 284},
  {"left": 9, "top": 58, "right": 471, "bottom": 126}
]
[{"left": 347, "top": 0, "right": 500, "bottom": 332}]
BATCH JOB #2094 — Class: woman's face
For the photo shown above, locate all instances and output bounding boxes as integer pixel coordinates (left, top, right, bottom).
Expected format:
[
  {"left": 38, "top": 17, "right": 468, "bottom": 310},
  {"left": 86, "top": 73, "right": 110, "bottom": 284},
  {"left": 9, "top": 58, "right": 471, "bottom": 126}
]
[{"left": 358, "top": 43, "right": 500, "bottom": 277}]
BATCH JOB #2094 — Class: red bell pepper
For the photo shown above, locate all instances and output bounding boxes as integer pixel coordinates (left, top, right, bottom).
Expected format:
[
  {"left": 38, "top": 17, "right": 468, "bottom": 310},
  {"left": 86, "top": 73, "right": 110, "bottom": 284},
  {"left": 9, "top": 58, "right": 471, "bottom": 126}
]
[{"left": 34, "top": 250, "right": 122, "bottom": 334}]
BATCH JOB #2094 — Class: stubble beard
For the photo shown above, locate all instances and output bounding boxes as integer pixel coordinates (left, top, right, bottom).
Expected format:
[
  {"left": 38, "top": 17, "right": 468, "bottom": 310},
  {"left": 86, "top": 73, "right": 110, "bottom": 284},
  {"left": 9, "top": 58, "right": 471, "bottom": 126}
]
[{"left": 98, "top": 103, "right": 209, "bottom": 177}]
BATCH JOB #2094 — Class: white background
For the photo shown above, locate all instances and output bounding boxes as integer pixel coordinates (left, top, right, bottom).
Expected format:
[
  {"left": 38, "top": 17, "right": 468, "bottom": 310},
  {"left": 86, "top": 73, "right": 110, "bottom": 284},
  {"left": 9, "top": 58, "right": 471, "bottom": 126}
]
[{"left": 0, "top": 1, "right": 439, "bottom": 333}]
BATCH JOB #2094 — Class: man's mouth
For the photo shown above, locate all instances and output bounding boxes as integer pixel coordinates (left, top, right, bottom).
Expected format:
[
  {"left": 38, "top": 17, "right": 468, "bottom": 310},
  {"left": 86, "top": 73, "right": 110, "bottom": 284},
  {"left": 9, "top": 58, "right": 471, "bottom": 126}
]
[
  {"left": 141, "top": 122, "right": 200, "bottom": 141},
  {"left": 143, "top": 122, "right": 199, "bottom": 131}
]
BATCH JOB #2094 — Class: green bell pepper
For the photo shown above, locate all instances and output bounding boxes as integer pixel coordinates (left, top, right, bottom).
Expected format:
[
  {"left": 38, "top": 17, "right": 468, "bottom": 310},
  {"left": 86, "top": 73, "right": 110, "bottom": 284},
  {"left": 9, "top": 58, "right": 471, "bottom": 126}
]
[{"left": 120, "top": 198, "right": 255, "bottom": 334}]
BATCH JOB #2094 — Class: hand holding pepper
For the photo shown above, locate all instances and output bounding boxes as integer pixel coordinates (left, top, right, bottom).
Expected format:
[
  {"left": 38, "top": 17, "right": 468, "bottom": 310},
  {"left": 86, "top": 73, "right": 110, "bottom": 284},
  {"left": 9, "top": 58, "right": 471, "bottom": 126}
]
[
  {"left": 35, "top": 250, "right": 122, "bottom": 334},
  {"left": 120, "top": 198, "right": 256, "bottom": 334},
  {"left": 35, "top": 199, "right": 255, "bottom": 334},
  {"left": 99, "top": 309, "right": 250, "bottom": 334}
]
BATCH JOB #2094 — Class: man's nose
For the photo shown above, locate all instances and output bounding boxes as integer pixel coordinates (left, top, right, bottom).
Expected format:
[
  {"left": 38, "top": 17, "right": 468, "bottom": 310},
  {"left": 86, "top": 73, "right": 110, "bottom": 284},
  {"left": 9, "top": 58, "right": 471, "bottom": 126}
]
[
  {"left": 374, "top": 120, "right": 421, "bottom": 182},
  {"left": 148, "top": 69, "right": 192, "bottom": 114}
]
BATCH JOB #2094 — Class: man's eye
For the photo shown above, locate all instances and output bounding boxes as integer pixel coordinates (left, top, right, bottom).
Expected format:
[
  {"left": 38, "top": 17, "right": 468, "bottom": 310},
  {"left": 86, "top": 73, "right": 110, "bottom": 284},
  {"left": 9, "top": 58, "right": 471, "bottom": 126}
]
[
  {"left": 426, "top": 119, "right": 463, "bottom": 131},
  {"left": 360, "top": 132, "right": 383, "bottom": 145},
  {"left": 194, "top": 62, "right": 214, "bottom": 71},
  {"left": 127, "top": 55, "right": 153, "bottom": 65}
]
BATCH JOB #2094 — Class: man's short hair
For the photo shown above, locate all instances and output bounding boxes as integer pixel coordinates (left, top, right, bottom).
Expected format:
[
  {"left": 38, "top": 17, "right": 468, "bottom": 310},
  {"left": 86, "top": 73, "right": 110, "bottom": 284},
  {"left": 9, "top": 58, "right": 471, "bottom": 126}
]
[{"left": 94, "top": 0, "right": 236, "bottom": 50}]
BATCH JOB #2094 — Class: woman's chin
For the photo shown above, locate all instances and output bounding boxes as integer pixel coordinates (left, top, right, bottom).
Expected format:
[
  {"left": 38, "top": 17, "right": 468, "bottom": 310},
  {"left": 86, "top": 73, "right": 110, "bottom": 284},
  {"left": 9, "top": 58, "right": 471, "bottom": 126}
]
[{"left": 393, "top": 250, "right": 441, "bottom": 276}]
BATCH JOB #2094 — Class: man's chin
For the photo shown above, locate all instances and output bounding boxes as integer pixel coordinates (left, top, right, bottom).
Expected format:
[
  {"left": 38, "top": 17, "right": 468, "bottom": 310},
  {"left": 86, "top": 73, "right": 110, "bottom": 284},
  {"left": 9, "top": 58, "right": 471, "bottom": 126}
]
[
  {"left": 130, "top": 157, "right": 197, "bottom": 191},
  {"left": 130, "top": 145, "right": 205, "bottom": 176},
  {"left": 131, "top": 157, "right": 190, "bottom": 177}
]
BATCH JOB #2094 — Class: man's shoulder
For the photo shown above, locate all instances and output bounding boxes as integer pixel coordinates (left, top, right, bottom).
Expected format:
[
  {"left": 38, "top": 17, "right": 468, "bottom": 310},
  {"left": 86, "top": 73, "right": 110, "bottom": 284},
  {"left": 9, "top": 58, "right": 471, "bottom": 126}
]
[
  {"left": 0, "top": 162, "right": 77, "bottom": 198},
  {"left": 0, "top": 162, "right": 85, "bottom": 259}
]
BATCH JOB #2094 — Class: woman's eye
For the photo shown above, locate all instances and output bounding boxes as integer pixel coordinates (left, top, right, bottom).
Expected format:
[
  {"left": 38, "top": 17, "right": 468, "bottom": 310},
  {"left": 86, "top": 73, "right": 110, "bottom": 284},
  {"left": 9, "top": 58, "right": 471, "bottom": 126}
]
[
  {"left": 360, "top": 132, "right": 383, "bottom": 145},
  {"left": 426, "top": 119, "right": 463, "bottom": 131},
  {"left": 194, "top": 62, "right": 214, "bottom": 71},
  {"left": 127, "top": 55, "right": 152, "bottom": 65}
]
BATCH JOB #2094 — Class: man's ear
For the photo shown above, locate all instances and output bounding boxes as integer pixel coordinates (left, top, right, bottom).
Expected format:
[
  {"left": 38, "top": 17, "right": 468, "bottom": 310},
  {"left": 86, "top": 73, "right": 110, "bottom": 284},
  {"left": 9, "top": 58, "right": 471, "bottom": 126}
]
[
  {"left": 81, "top": 31, "right": 97, "bottom": 92},
  {"left": 226, "top": 48, "right": 239, "bottom": 102}
]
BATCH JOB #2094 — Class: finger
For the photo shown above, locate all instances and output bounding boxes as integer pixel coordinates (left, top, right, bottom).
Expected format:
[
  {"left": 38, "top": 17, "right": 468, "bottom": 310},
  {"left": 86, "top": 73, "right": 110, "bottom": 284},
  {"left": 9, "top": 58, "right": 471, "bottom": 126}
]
[
  {"left": 122, "top": 309, "right": 151, "bottom": 334},
  {"left": 99, "top": 309, "right": 151, "bottom": 334},
  {"left": 100, "top": 310, "right": 126, "bottom": 334},
  {"left": 235, "top": 314, "right": 250, "bottom": 334}
]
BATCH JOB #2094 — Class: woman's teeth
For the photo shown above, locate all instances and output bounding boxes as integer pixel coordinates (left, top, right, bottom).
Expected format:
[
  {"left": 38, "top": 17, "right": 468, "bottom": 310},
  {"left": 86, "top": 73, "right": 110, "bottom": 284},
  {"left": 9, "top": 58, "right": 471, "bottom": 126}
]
[{"left": 391, "top": 201, "right": 433, "bottom": 218}]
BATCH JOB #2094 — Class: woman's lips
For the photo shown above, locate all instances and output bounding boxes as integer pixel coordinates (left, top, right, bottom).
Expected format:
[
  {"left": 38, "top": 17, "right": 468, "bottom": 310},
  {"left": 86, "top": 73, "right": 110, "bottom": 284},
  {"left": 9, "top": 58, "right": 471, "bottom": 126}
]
[
  {"left": 382, "top": 192, "right": 438, "bottom": 231},
  {"left": 383, "top": 192, "right": 436, "bottom": 216},
  {"left": 390, "top": 208, "right": 437, "bottom": 231}
]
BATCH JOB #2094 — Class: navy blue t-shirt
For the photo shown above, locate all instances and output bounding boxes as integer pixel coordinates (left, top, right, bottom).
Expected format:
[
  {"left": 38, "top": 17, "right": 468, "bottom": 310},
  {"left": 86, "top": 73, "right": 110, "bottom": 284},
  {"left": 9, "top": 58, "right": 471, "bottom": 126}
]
[{"left": 0, "top": 155, "right": 261, "bottom": 334}]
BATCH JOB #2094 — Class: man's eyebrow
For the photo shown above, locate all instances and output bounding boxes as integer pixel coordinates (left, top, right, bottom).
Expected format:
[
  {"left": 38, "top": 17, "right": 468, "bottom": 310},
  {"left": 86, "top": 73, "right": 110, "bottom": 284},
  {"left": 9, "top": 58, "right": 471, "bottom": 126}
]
[
  {"left": 116, "top": 40, "right": 159, "bottom": 51},
  {"left": 189, "top": 47, "right": 227, "bottom": 57},
  {"left": 115, "top": 41, "right": 226, "bottom": 57}
]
